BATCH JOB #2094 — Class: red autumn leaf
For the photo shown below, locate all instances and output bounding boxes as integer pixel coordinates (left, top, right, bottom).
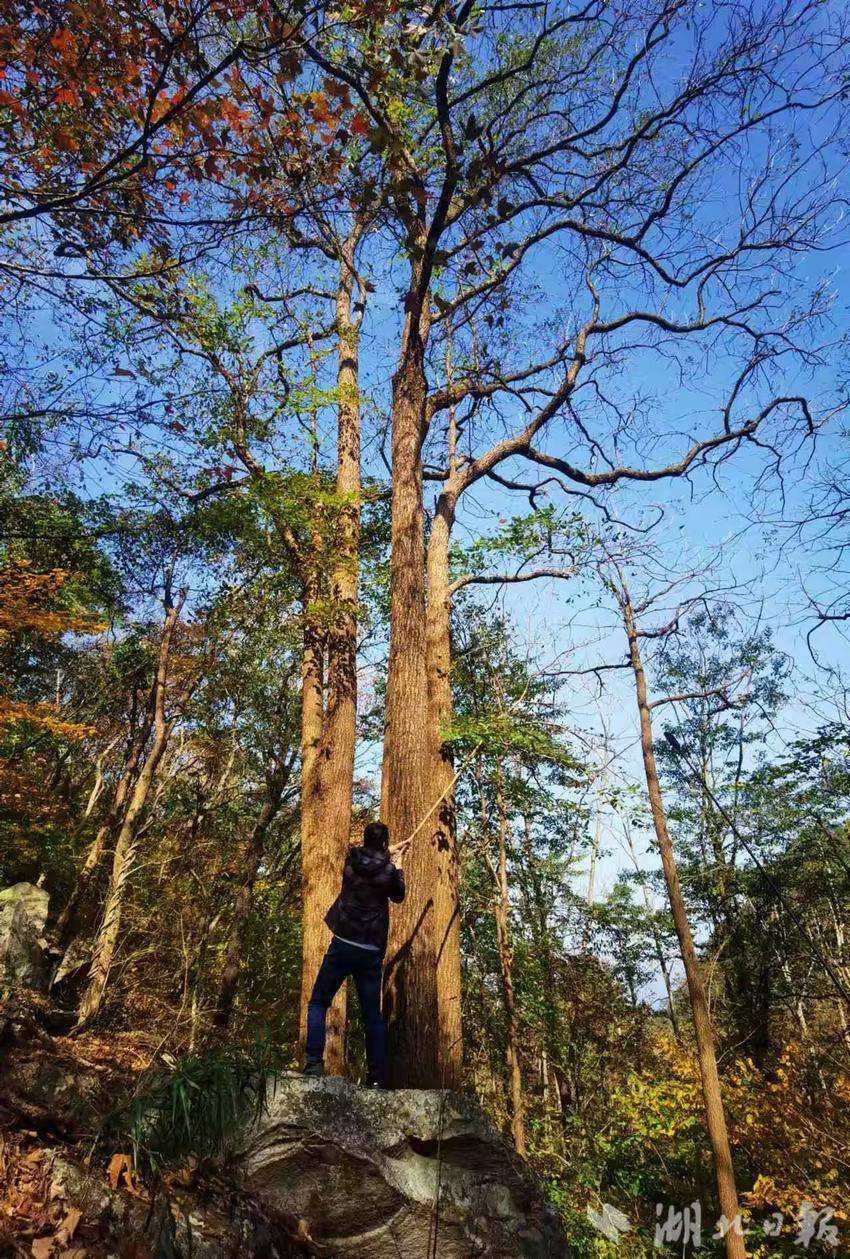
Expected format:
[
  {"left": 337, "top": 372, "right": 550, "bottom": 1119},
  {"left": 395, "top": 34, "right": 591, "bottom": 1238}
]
[
  {"left": 323, "top": 76, "right": 351, "bottom": 105},
  {"left": 49, "top": 28, "right": 74, "bottom": 55},
  {"left": 54, "top": 86, "right": 78, "bottom": 106},
  {"left": 350, "top": 112, "right": 370, "bottom": 138},
  {"left": 54, "top": 128, "right": 78, "bottom": 151}
]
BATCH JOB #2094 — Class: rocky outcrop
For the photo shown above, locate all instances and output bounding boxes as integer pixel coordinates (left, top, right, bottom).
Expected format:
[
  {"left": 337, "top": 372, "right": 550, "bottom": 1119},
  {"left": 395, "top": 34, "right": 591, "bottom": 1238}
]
[
  {"left": 0, "top": 1031, "right": 569, "bottom": 1258},
  {"left": 0, "top": 958, "right": 568, "bottom": 1257},
  {"left": 0, "top": 882, "right": 50, "bottom": 987},
  {"left": 237, "top": 1074, "right": 568, "bottom": 1257}
]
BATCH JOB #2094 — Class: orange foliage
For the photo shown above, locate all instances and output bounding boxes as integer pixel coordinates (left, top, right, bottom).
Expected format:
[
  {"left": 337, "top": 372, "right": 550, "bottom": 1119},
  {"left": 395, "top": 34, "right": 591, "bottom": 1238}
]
[
  {"left": 0, "top": 561, "right": 102, "bottom": 740},
  {"left": 614, "top": 1030, "right": 850, "bottom": 1246},
  {"left": 0, "top": 0, "right": 383, "bottom": 246},
  {"left": 0, "top": 699, "right": 95, "bottom": 738},
  {"left": 0, "top": 561, "right": 102, "bottom": 642}
]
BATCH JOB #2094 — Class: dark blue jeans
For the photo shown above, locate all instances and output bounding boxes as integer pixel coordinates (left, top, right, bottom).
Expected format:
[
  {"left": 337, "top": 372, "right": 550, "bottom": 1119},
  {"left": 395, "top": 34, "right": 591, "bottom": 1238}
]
[{"left": 306, "top": 937, "right": 388, "bottom": 1086}]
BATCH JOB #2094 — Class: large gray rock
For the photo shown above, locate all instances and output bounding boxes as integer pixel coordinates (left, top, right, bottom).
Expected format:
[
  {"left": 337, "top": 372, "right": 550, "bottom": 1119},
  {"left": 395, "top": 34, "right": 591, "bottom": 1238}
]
[
  {"left": 1, "top": 1028, "right": 568, "bottom": 1257},
  {"left": 0, "top": 882, "right": 49, "bottom": 987},
  {"left": 236, "top": 1074, "right": 568, "bottom": 1258}
]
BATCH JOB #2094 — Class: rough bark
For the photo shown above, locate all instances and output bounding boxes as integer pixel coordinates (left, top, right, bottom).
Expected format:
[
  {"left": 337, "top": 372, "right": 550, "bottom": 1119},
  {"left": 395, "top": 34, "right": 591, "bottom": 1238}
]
[
  {"left": 383, "top": 319, "right": 440, "bottom": 1088},
  {"left": 621, "top": 583, "right": 747, "bottom": 1259},
  {"left": 297, "top": 239, "right": 364, "bottom": 1072},
  {"left": 424, "top": 490, "right": 463, "bottom": 1087},
  {"left": 321, "top": 245, "right": 361, "bottom": 901},
  {"left": 76, "top": 594, "right": 184, "bottom": 1029},
  {"left": 298, "top": 597, "right": 347, "bottom": 1071}
]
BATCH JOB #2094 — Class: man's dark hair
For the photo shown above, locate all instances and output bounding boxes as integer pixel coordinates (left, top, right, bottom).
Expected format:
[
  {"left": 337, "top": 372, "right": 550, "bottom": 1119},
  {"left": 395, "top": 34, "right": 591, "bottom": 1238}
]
[{"left": 363, "top": 821, "right": 390, "bottom": 852}]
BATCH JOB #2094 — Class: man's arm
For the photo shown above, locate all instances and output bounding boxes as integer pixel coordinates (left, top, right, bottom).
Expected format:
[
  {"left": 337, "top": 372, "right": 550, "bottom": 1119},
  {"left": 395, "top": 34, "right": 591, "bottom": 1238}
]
[{"left": 388, "top": 863, "right": 406, "bottom": 903}]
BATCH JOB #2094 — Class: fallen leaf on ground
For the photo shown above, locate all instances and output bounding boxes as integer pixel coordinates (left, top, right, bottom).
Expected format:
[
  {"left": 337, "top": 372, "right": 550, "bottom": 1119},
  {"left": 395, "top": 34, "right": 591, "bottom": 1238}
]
[
  {"left": 56, "top": 1207, "right": 81, "bottom": 1242},
  {"left": 106, "top": 1153, "right": 131, "bottom": 1191}
]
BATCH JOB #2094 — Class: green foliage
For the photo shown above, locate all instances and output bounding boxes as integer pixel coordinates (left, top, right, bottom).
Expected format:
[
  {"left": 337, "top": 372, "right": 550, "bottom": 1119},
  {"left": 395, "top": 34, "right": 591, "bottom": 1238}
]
[
  {"left": 450, "top": 506, "right": 592, "bottom": 585},
  {"left": 101, "top": 1042, "right": 280, "bottom": 1176},
  {"left": 446, "top": 707, "right": 580, "bottom": 768}
]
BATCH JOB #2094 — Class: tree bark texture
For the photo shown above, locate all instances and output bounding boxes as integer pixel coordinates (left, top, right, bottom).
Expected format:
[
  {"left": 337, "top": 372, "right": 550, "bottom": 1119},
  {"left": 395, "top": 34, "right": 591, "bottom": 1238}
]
[
  {"left": 298, "top": 242, "right": 363, "bottom": 1071},
  {"left": 424, "top": 492, "right": 463, "bottom": 1087},
  {"left": 298, "top": 600, "right": 347, "bottom": 1072},
  {"left": 494, "top": 765, "right": 526, "bottom": 1154},
  {"left": 383, "top": 327, "right": 441, "bottom": 1088}
]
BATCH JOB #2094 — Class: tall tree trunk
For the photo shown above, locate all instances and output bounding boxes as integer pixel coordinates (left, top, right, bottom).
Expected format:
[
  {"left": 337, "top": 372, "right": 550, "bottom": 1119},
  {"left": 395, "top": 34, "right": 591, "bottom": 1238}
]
[
  {"left": 216, "top": 781, "right": 286, "bottom": 1028},
  {"left": 52, "top": 705, "right": 153, "bottom": 954},
  {"left": 825, "top": 892, "right": 850, "bottom": 1045},
  {"left": 321, "top": 241, "right": 361, "bottom": 897},
  {"left": 76, "top": 593, "right": 184, "bottom": 1029},
  {"left": 298, "top": 239, "right": 364, "bottom": 1072},
  {"left": 298, "top": 597, "right": 347, "bottom": 1069},
  {"left": 383, "top": 318, "right": 440, "bottom": 1088},
  {"left": 620, "top": 581, "right": 747, "bottom": 1259},
  {"left": 424, "top": 489, "right": 463, "bottom": 1087},
  {"left": 493, "top": 764, "right": 526, "bottom": 1154}
]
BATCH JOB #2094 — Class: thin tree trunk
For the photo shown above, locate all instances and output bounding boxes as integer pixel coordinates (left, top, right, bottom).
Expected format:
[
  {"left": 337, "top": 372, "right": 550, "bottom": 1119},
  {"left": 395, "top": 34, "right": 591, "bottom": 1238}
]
[
  {"left": 53, "top": 708, "right": 153, "bottom": 953},
  {"left": 383, "top": 316, "right": 440, "bottom": 1088},
  {"left": 619, "top": 579, "right": 746, "bottom": 1259},
  {"left": 585, "top": 717, "right": 610, "bottom": 940},
  {"left": 825, "top": 892, "right": 850, "bottom": 1045},
  {"left": 493, "top": 764, "right": 526, "bottom": 1154},
  {"left": 586, "top": 802, "right": 602, "bottom": 908},
  {"left": 83, "top": 735, "right": 120, "bottom": 818},
  {"left": 76, "top": 593, "right": 184, "bottom": 1029},
  {"left": 424, "top": 489, "right": 463, "bottom": 1087},
  {"left": 520, "top": 810, "right": 565, "bottom": 1072}
]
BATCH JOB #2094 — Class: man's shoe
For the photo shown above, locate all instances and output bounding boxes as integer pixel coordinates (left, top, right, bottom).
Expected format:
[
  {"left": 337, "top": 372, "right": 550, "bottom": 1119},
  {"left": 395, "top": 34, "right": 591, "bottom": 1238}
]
[{"left": 303, "top": 1060, "right": 324, "bottom": 1078}]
